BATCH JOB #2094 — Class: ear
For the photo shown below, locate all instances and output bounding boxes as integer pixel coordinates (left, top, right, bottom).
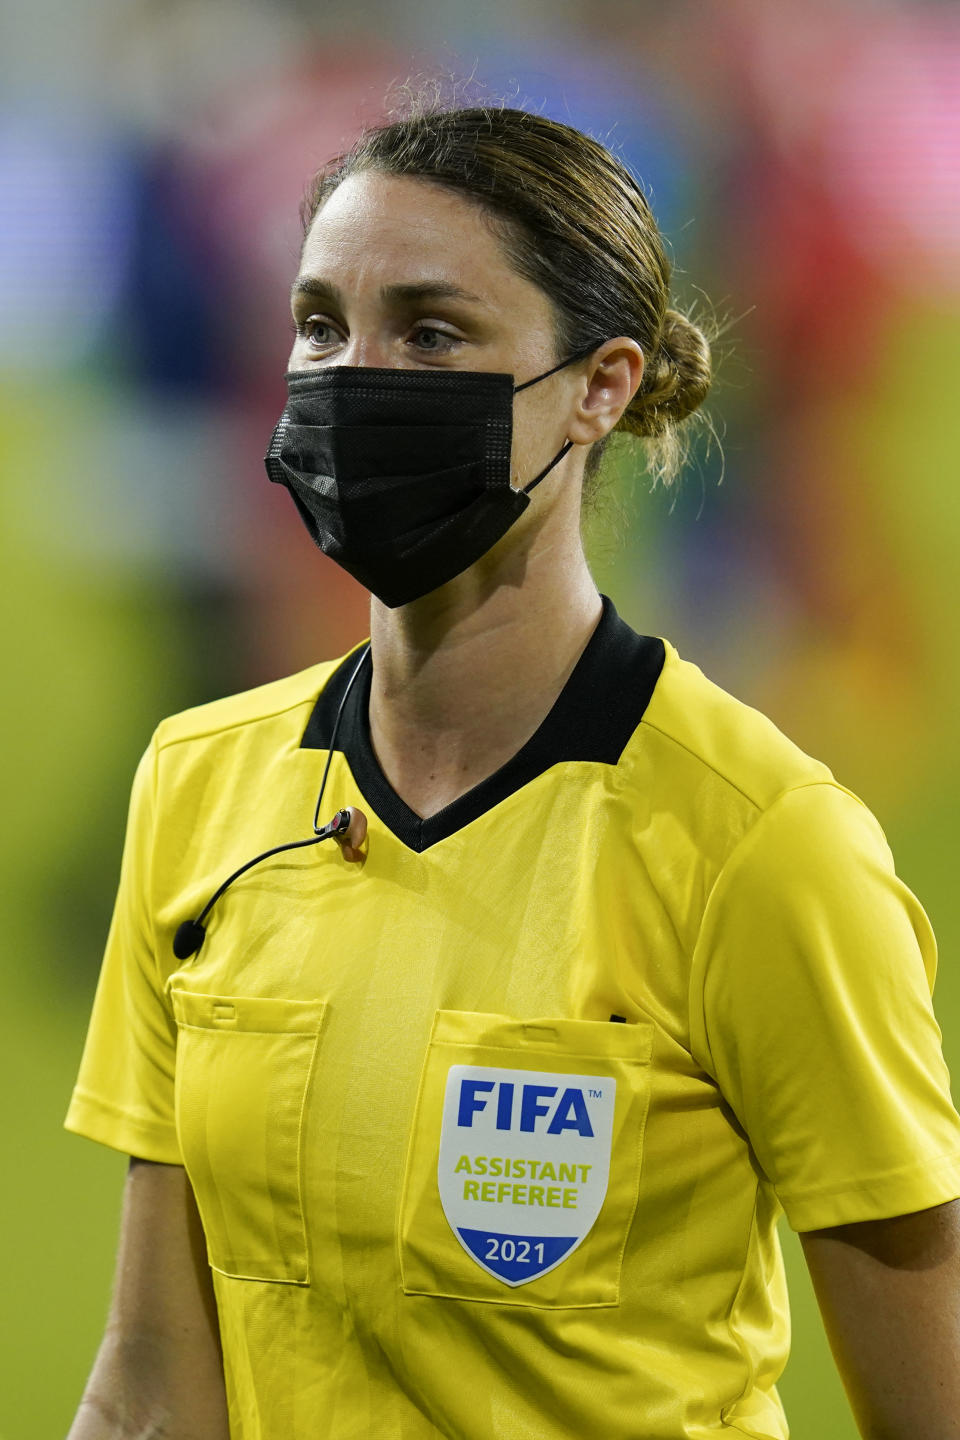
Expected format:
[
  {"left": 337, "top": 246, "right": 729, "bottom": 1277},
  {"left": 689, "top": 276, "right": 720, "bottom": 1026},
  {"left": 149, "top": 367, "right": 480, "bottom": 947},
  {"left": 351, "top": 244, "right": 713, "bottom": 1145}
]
[{"left": 567, "top": 338, "right": 645, "bottom": 446}]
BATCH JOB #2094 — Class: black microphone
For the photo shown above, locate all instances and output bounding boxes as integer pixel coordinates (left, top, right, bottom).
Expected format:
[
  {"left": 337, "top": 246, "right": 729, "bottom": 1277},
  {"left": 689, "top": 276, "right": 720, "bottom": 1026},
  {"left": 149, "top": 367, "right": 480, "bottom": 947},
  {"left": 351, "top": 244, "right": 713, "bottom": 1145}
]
[
  {"left": 172, "top": 919, "right": 206, "bottom": 962},
  {"left": 172, "top": 642, "right": 371, "bottom": 962}
]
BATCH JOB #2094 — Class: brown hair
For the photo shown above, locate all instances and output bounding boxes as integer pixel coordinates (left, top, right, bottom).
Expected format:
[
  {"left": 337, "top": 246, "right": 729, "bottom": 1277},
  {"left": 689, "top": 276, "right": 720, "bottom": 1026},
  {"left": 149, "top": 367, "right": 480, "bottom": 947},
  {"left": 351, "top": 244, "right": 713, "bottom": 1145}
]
[{"left": 300, "top": 101, "right": 714, "bottom": 491}]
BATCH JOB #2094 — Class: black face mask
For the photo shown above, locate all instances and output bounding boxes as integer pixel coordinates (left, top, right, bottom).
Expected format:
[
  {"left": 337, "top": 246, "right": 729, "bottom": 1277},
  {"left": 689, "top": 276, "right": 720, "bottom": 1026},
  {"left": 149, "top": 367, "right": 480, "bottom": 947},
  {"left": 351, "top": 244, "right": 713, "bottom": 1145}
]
[{"left": 263, "top": 346, "right": 597, "bottom": 608}]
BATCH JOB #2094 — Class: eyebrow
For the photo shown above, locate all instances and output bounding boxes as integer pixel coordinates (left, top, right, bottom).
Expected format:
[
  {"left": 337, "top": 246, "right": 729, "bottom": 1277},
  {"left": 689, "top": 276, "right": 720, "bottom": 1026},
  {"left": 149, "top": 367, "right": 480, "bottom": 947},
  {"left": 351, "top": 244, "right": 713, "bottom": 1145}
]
[{"left": 290, "top": 277, "right": 489, "bottom": 308}]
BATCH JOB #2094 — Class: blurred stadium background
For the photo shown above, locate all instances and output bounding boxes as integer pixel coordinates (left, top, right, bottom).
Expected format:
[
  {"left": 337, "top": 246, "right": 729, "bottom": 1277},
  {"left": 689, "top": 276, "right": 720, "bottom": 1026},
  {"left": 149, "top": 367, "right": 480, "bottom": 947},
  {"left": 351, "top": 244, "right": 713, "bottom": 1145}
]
[{"left": 2, "top": 0, "right": 958, "bottom": 1434}]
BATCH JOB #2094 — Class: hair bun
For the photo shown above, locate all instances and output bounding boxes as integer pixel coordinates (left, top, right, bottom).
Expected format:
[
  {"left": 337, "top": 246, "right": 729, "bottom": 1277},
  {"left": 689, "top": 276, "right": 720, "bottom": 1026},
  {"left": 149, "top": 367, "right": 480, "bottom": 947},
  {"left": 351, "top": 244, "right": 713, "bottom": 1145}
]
[{"left": 629, "top": 308, "right": 712, "bottom": 438}]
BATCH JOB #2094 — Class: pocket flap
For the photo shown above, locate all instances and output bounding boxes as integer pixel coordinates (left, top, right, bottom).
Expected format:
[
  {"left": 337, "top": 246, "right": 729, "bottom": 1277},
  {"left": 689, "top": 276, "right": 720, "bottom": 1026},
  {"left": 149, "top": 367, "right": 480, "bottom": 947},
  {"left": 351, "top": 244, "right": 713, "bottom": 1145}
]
[
  {"left": 429, "top": 1010, "right": 653, "bottom": 1064},
  {"left": 170, "top": 989, "right": 326, "bottom": 1035}
]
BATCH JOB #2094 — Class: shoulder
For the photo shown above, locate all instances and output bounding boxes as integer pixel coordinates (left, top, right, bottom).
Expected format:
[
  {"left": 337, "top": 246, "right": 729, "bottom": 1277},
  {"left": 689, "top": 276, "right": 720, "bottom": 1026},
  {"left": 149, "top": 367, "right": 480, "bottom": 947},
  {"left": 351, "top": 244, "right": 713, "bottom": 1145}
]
[
  {"left": 138, "top": 649, "right": 364, "bottom": 814},
  {"left": 151, "top": 651, "right": 358, "bottom": 757},
  {"left": 639, "top": 636, "right": 836, "bottom": 810},
  {"left": 624, "top": 632, "right": 892, "bottom": 883}
]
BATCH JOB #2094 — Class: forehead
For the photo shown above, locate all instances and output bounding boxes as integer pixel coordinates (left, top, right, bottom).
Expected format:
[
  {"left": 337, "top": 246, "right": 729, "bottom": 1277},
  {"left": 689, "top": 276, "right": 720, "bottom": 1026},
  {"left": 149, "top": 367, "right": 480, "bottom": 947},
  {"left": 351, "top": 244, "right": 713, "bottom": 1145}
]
[{"left": 296, "top": 171, "right": 554, "bottom": 323}]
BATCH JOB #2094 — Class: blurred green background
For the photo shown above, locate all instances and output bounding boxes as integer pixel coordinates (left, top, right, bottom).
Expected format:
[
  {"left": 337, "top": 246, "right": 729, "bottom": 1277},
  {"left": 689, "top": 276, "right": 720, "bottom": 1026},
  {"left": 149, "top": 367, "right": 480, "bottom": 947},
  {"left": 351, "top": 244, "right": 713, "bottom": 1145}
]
[{"left": 2, "top": 1, "right": 959, "bottom": 1435}]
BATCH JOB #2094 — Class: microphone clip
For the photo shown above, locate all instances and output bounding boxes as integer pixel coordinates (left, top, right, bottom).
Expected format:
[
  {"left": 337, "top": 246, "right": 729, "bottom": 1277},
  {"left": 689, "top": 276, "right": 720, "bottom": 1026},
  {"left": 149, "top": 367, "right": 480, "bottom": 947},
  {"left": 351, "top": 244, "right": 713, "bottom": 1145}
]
[{"left": 317, "top": 807, "right": 352, "bottom": 840}]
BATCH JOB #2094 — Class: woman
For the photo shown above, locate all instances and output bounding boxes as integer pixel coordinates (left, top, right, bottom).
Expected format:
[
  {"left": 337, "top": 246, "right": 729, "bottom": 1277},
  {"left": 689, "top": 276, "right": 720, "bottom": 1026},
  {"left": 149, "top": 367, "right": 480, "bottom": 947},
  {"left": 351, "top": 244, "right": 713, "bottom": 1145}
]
[{"left": 66, "top": 103, "right": 960, "bottom": 1440}]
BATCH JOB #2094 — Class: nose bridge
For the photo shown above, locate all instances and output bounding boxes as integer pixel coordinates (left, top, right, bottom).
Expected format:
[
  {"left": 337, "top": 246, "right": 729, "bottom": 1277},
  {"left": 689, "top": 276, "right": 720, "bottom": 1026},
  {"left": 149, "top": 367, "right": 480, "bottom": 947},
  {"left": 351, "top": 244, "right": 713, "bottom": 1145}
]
[{"left": 341, "top": 333, "right": 390, "bottom": 369}]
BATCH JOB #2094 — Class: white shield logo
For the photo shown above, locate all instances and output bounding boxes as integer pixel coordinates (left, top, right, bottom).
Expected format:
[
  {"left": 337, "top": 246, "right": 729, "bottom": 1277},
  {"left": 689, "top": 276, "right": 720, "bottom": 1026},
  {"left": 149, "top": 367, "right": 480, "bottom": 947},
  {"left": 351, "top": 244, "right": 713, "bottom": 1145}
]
[{"left": 437, "top": 1063, "right": 616, "bottom": 1286}]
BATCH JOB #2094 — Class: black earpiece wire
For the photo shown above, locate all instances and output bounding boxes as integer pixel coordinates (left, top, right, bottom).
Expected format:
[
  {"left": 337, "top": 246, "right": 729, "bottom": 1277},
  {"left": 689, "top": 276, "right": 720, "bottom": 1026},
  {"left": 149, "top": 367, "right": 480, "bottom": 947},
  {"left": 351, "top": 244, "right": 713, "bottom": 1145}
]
[{"left": 172, "top": 642, "right": 372, "bottom": 960}]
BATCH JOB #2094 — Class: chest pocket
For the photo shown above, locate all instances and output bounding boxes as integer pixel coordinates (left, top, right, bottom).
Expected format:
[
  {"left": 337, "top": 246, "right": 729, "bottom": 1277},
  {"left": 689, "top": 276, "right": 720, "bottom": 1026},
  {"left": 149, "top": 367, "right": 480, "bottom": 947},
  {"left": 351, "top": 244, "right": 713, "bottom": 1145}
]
[
  {"left": 170, "top": 989, "right": 326, "bottom": 1284},
  {"left": 399, "top": 1009, "right": 654, "bottom": 1309}
]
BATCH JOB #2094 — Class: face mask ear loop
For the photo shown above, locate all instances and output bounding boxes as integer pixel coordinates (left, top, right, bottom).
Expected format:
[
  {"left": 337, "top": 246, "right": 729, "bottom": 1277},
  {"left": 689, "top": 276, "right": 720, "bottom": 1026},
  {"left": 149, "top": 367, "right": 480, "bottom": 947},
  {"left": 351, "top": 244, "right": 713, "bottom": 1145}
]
[
  {"left": 522, "top": 439, "right": 574, "bottom": 495},
  {"left": 512, "top": 342, "right": 600, "bottom": 394},
  {"left": 514, "top": 343, "right": 598, "bottom": 491}
]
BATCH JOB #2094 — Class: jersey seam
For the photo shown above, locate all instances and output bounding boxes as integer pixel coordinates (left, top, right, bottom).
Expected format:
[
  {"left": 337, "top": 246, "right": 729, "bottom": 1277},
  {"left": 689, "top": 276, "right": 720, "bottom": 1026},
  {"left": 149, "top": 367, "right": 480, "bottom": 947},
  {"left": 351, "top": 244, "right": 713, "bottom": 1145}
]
[
  {"left": 146, "top": 732, "right": 163, "bottom": 1010},
  {"left": 68, "top": 1084, "right": 177, "bottom": 1130},
  {"left": 153, "top": 647, "right": 369, "bottom": 753},
  {"left": 719, "top": 1181, "right": 762, "bottom": 1424},
  {"left": 722, "top": 1427, "right": 783, "bottom": 1438},
  {"left": 641, "top": 714, "right": 826, "bottom": 814},
  {"left": 154, "top": 679, "right": 332, "bottom": 752}
]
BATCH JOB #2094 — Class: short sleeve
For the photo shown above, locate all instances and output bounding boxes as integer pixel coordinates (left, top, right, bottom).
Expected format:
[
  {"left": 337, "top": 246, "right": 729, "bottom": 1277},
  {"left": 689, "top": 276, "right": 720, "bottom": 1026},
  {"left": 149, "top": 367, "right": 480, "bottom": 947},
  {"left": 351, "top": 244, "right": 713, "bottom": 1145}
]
[
  {"left": 688, "top": 780, "right": 960, "bottom": 1231},
  {"left": 64, "top": 736, "right": 182, "bottom": 1163}
]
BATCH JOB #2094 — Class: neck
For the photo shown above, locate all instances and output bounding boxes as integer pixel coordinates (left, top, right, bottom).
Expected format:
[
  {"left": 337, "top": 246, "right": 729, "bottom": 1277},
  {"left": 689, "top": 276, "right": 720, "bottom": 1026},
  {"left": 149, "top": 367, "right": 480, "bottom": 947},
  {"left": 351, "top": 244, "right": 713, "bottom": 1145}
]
[{"left": 366, "top": 508, "right": 601, "bottom": 817}]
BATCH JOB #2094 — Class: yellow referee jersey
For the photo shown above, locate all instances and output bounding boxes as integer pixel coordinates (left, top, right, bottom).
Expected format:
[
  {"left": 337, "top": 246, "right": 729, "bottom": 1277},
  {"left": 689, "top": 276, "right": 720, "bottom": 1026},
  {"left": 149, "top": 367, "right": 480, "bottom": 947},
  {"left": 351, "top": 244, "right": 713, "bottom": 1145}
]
[{"left": 65, "top": 596, "right": 960, "bottom": 1439}]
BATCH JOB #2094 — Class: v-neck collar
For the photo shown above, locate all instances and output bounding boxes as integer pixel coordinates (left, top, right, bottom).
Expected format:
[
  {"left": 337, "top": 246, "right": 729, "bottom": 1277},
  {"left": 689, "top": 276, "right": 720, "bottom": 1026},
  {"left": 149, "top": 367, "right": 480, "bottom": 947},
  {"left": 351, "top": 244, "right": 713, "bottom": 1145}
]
[{"left": 300, "top": 595, "right": 665, "bottom": 853}]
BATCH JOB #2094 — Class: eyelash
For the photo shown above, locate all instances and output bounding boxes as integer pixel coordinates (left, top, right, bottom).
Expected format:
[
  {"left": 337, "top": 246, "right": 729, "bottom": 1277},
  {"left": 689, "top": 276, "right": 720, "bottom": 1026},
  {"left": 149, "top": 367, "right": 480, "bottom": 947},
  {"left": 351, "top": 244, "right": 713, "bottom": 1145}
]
[{"left": 291, "top": 319, "right": 460, "bottom": 353}]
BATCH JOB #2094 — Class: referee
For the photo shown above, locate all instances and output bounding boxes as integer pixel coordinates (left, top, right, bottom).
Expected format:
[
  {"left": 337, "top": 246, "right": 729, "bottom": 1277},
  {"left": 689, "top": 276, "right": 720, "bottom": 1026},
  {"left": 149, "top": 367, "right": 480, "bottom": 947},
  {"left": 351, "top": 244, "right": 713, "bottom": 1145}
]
[{"left": 66, "top": 102, "right": 960, "bottom": 1440}]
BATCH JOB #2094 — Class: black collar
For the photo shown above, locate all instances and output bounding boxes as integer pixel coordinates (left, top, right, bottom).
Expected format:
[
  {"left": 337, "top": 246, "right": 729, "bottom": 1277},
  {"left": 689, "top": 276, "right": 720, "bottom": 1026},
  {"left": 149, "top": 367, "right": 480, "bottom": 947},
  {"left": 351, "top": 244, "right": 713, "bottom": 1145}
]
[{"left": 301, "top": 595, "right": 665, "bottom": 853}]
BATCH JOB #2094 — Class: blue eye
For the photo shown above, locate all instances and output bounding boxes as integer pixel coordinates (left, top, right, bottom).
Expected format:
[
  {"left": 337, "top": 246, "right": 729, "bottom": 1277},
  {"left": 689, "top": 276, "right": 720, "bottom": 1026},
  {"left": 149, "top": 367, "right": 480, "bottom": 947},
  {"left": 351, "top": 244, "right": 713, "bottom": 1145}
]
[
  {"left": 412, "top": 326, "right": 458, "bottom": 352},
  {"left": 294, "top": 317, "right": 340, "bottom": 348}
]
